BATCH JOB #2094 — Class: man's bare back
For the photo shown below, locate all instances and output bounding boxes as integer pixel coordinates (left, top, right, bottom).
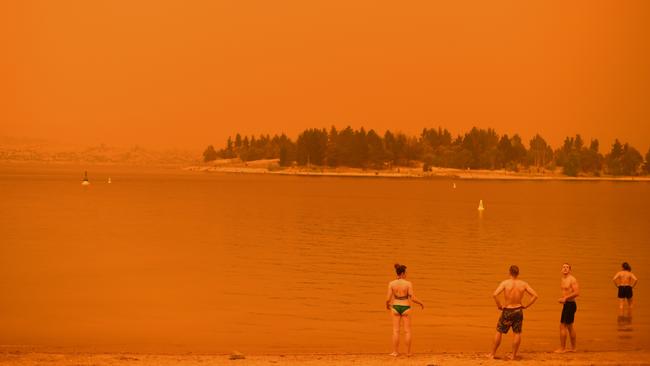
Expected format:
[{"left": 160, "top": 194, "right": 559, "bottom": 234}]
[
  {"left": 613, "top": 263, "right": 637, "bottom": 309},
  {"left": 494, "top": 278, "right": 536, "bottom": 309},
  {"left": 613, "top": 271, "right": 637, "bottom": 286}
]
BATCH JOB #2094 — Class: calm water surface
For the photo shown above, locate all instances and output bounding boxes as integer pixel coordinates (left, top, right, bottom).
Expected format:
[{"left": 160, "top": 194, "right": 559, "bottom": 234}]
[{"left": 1, "top": 164, "right": 648, "bottom": 353}]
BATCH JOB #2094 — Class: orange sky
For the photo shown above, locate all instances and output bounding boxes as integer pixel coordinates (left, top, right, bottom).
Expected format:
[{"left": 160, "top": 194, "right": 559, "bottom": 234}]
[{"left": 2, "top": 0, "right": 649, "bottom": 152}]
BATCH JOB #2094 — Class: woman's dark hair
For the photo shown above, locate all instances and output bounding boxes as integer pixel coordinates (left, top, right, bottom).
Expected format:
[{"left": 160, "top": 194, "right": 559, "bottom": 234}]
[
  {"left": 622, "top": 262, "right": 631, "bottom": 271},
  {"left": 394, "top": 263, "right": 407, "bottom": 275}
]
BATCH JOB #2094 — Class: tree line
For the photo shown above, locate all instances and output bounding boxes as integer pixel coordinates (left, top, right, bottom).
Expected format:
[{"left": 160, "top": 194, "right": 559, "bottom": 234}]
[{"left": 202, "top": 126, "right": 650, "bottom": 176}]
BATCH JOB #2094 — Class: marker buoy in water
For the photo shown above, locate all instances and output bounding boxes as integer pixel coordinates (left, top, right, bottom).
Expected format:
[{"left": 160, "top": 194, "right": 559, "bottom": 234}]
[{"left": 82, "top": 171, "right": 90, "bottom": 186}]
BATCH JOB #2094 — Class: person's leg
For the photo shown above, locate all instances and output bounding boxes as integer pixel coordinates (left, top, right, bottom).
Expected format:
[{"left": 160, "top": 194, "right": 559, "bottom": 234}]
[
  {"left": 567, "top": 324, "right": 576, "bottom": 351},
  {"left": 555, "top": 324, "right": 567, "bottom": 352},
  {"left": 619, "top": 298, "right": 625, "bottom": 310},
  {"left": 488, "top": 332, "right": 502, "bottom": 358},
  {"left": 390, "top": 312, "right": 401, "bottom": 356},
  {"left": 628, "top": 297, "right": 634, "bottom": 309},
  {"left": 511, "top": 332, "right": 521, "bottom": 360},
  {"left": 402, "top": 313, "right": 412, "bottom": 356}
]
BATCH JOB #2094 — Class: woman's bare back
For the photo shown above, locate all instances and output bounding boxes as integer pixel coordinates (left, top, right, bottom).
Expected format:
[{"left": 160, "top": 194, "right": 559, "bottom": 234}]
[{"left": 390, "top": 279, "right": 412, "bottom": 304}]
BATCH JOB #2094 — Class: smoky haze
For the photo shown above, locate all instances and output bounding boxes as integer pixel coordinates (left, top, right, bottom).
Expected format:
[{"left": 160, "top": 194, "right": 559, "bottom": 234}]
[{"left": 2, "top": 1, "right": 649, "bottom": 152}]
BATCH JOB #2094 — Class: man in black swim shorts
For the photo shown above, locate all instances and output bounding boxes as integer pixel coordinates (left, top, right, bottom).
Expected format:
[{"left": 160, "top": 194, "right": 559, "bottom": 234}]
[
  {"left": 560, "top": 300, "right": 577, "bottom": 324},
  {"left": 556, "top": 263, "right": 580, "bottom": 353},
  {"left": 618, "top": 285, "right": 633, "bottom": 299},
  {"left": 613, "top": 262, "right": 638, "bottom": 310}
]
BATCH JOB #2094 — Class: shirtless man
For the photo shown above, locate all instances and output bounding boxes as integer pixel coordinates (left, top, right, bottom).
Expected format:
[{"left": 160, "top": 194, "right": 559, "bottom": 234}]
[
  {"left": 385, "top": 263, "right": 424, "bottom": 357},
  {"left": 556, "top": 263, "right": 580, "bottom": 353},
  {"left": 613, "top": 262, "right": 638, "bottom": 310},
  {"left": 488, "top": 265, "right": 538, "bottom": 360}
]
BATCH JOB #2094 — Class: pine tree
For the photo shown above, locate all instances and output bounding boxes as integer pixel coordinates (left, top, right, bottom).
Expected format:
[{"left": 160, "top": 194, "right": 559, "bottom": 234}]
[{"left": 203, "top": 145, "right": 218, "bottom": 162}]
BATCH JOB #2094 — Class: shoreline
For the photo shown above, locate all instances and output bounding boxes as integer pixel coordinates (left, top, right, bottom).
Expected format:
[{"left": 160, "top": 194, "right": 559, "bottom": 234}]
[
  {"left": 2, "top": 160, "right": 649, "bottom": 181},
  {"left": 2, "top": 349, "right": 649, "bottom": 365},
  {"left": 186, "top": 160, "right": 650, "bottom": 182}
]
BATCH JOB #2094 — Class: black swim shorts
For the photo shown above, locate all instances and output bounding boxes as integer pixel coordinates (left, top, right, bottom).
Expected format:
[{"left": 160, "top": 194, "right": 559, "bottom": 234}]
[
  {"left": 618, "top": 285, "right": 633, "bottom": 299},
  {"left": 560, "top": 301, "right": 577, "bottom": 324},
  {"left": 497, "top": 307, "right": 523, "bottom": 334}
]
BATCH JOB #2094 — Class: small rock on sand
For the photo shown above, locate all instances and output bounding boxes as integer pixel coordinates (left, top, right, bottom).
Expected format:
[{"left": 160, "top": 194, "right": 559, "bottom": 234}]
[{"left": 229, "top": 351, "right": 245, "bottom": 360}]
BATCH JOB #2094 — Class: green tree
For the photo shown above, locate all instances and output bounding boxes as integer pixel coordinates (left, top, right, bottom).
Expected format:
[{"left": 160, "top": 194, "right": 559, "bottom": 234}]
[
  {"left": 620, "top": 144, "right": 643, "bottom": 175},
  {"left": 326, "top": 126, "right": 339, "bottom": 167},
  {"left": 555, "top": 136, "right": 574, "bottom": 167},
  {"left": 574, "top": 134, "right": 584, "bottom": 150},
  {"left": 203, "top": 145, "right": 218, "bottom": 162},
  {"left": 579, "top": 139, "right": 602, "bottom": 175},
  {"left": 644, "top": 147, "right": 650, "bottom": 174},
  {"left": 352, "top": 128, "right": 369, "bottom": 167},
  {"left": 529, "top": 134, "right": 548, "bottom": 168},
  {"left": 606, "top": 139, "right": 624, "bottom": 175},
  {"left": 296, "top": 128, "right": 328, "bottom": 166},
  {"left": 421, "top": 127, "right": 452, "bottom": 150},
  {"left": 235, "top": 134, "right": 242, "bottom": 149},
  {"left": 366, "top": 129, "right": 386, "bottom": 168},
  {"left": 563, "top": 152, "right": 579, "bottom": 176},
  {"left": 555, "top": 134, "right": 604, "bottom": 176},
  {"left": 497, "top": 134, "right": 512, "bottom": 169},
  {"left": 392, "top": 133, "right": 409, "bottom": 165},
  {"left": 383, "top": 130, "right": 396, "bottom": 164},
  {"left": 225, "top": 137, "right": 235, "bottom": 158},
  {"left": 247, "top": 135, "right": 261, "bottom": 161},
  {"left": 335, "top": 126, "right": 356, "bottom": 166},
  {"left": 278, "top": 134, "right": 296, "bottom": 166},
  {"left": 460, "top": 127, "right": 499, "bottom": 169},
  {"left": 510, "top": 134, "right": 528, "bottom": 167}
]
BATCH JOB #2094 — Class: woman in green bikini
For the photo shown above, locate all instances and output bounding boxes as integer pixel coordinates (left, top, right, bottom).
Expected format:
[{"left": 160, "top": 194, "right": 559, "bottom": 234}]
[{"left": 385, "top": 263, "right": 424, "bottom": 357}]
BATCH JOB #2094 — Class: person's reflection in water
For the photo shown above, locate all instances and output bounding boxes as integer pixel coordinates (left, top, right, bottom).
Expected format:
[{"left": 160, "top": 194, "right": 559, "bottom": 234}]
[{"left": 617, "top": 308, "right": 633, "bottom": 339}]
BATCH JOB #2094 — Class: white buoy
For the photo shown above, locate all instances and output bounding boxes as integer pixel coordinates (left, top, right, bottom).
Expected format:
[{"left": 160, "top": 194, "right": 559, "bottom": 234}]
[
  {"left": 108, "top": 177, "right": 112, "bottom": 184},
  {"left": 478, "top": 200, "right": 485, "bottom": 211},
  {"left": 81, "top": 171, "right": 90, "bottom": 186},
  {"left": 453, "top": 183, "right": 457, "bottom": 189}
]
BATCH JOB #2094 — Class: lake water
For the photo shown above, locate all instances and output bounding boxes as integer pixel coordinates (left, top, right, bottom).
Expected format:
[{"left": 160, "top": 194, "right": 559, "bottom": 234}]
[{"left": 1, "top": 164, "right": 648, "bottom": 354}]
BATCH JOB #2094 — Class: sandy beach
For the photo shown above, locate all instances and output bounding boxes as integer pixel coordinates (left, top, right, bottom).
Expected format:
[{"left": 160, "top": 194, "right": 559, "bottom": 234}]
[
  {"left": 2, "top": 349, "right": 649, "bottom": 366},
  {"left": 186, "top": 159, "right": 650, "bottom": 182}
]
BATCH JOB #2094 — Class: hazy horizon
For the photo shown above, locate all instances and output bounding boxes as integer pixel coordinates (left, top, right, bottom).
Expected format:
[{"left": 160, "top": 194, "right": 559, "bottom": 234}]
[{"left": 2, "top": 124, "right": 648, "bottom": 156}]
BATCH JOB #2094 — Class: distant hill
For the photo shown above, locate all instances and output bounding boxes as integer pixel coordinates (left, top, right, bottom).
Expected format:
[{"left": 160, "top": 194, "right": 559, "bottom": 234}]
[{"left": 0, "top": 137, "right": 198, "bottom": 165}]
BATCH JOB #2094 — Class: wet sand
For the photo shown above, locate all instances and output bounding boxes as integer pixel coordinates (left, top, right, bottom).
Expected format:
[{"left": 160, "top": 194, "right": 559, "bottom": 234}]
[{"left": 2, "top": 349, "right": 649, "bottom": 366}]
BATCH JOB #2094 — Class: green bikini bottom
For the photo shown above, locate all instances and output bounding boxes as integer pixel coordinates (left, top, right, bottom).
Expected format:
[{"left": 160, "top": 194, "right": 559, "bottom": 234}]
[{"left": 392, "top": 305, "right": 411, "bottom": 315}]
